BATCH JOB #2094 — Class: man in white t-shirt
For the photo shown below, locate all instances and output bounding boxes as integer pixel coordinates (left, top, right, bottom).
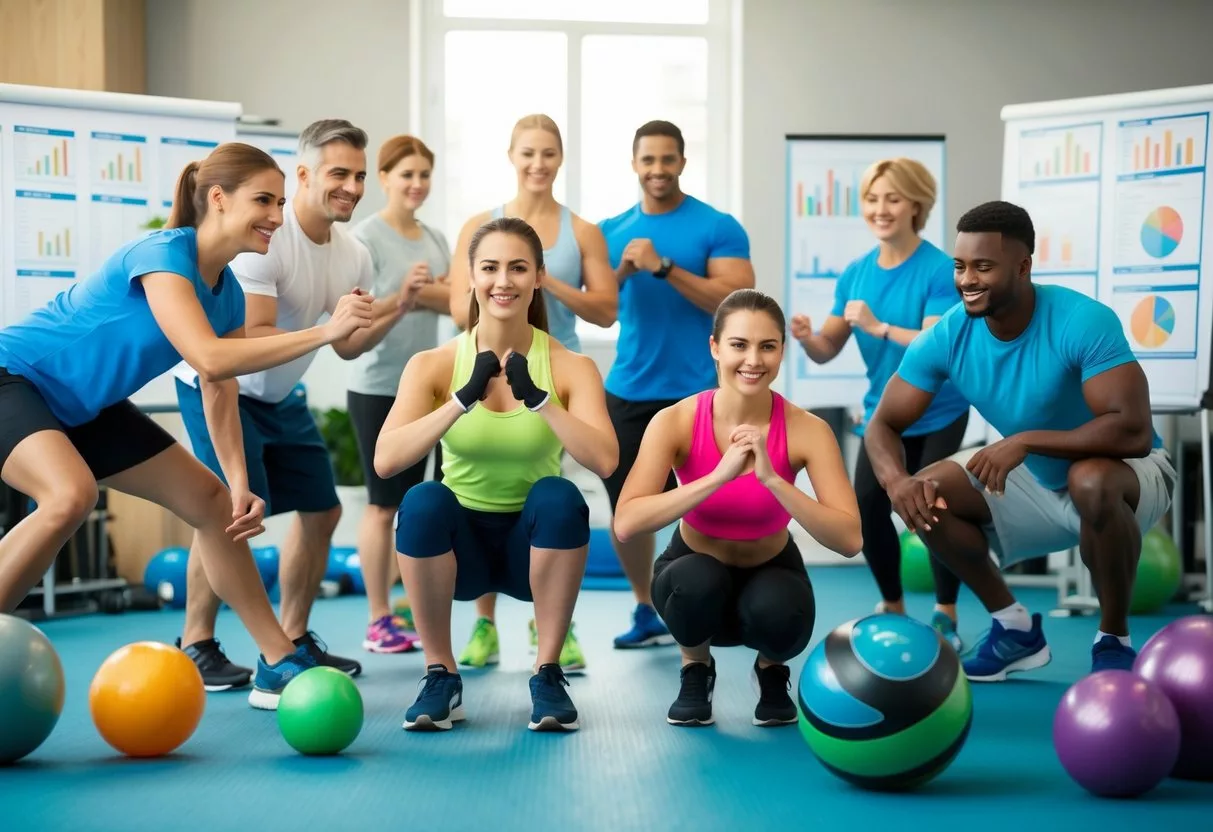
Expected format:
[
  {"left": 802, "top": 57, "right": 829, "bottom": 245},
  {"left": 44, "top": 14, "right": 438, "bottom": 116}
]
[{"left": 171, "top": 119, "right": 427, "bottom": 692}]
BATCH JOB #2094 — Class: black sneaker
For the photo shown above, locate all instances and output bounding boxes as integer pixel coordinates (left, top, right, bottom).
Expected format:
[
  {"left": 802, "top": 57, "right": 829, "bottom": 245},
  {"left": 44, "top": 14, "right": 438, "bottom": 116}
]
[
  {"left": 294, "top": 631, "right": 362, "bottom": 677},
  {"left": 752, "top": 661, "right": 797, "bottom": 727},
  {"left": 177, "top": 638, "right": 253, "bottom": 692},
  {"left": 667, "top": 660, "right": 715, "bottom": 726},
  {"left": 528, "top": 663, "right": 579, "bottom": 732}
]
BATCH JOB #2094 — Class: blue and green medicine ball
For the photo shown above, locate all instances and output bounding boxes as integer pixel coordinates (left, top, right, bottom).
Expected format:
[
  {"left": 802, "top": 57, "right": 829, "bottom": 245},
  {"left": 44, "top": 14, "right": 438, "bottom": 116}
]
[{"left": 797, "top": 614, "right": 973, "bottom": 791}]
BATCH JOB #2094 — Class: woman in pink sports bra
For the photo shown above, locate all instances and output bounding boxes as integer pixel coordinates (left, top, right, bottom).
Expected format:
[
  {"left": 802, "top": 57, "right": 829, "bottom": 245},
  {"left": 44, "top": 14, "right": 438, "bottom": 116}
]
[{"left": 614, "top": 289, "right": 862, "bottom": 728}]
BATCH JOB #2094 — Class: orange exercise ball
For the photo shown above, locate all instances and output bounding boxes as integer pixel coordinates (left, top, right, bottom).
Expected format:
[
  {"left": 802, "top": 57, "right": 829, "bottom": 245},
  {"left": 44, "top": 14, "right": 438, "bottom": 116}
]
[{"left": 89, "top": 641, "right": 206, "bottom": 757}]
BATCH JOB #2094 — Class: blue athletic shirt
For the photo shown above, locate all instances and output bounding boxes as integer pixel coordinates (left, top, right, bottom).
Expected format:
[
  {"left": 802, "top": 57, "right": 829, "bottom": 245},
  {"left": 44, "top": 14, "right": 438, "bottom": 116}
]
[
  {"left": 0, "top": 227, "right": 245, "bottom": 427},
  {"left": 600, "top": 195, "right": 750, "bottom": 401},
  {"left": 897, "top": 283, "right": 1162, "bottom": 491},
  {"left": 831, "top": 241, "right": 970, "bottom": 436}
]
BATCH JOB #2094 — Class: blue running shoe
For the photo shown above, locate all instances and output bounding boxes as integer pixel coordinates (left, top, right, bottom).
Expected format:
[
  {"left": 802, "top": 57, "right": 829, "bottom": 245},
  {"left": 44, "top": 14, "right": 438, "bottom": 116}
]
[
  {"left": 248, "top": 645, "right": 317, "bottom": 710},
  {"left": 613, "top": 603, "right": 676, "bottom": 649},
  {"left": 931, "top": 611, "right": 964, "bottom": 654},
  {"left": 529, "top": 663, "right": 579, "bottom": 731},
  {"left": 962, "top": 613, "right": 1051, "bottom": 682},
  {"left": 1091, "top": 635, "right": 1137, "bottom": 673},
  {"left": 404, "top": 664, "right": 465, "bottom": 731}
]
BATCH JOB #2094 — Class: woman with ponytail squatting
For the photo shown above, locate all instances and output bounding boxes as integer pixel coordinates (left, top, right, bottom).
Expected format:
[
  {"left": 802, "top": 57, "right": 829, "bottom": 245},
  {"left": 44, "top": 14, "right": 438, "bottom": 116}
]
[
  {"left": 613, "top": 289, "right": 863, "bottom": 728},
  {"left": 375, "top": 217, "right": 618, "bottom": 732},
  {"left": 0, "top": 145, "right": 375, "bottom": 707}
]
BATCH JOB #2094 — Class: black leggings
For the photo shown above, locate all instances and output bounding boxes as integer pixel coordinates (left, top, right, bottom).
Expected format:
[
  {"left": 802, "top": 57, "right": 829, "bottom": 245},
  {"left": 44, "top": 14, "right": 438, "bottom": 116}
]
[
  {"left": 651, "top": 528, "right": 815, "bottom": 663},
  {"left": 854, "top": 412, "right": 969, "bottom": 605}
]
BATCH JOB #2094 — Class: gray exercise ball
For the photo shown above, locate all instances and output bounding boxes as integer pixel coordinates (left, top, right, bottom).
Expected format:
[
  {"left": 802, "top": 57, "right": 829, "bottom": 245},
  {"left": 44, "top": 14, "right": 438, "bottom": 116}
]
[{"left": 0, "top": 613, "right": 66, "bottom": 764}]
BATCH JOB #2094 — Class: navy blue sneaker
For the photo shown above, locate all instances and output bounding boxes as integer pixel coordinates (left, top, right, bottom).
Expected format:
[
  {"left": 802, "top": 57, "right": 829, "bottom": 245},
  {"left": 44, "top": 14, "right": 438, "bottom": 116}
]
[
  {"left": 1091, "top": 635, "right": 1137, "bottom": 673},
  {"left": 529, "top": 663, "right": 579, "bottom": 731},
  {"left": 404, "top": 664, "right": 465, "bottom": 731},
  {"left": 248, "top": 645, "right": 317, "bottom": 710},
  {"left": 613, "top": 603, "right": 675, "bottom": 649},
  {"left": 962, "top": 613, "right": 1051, "bottom": 682},
  {"left": 668, "top": 660, "right": 715, "bottom": 726}
]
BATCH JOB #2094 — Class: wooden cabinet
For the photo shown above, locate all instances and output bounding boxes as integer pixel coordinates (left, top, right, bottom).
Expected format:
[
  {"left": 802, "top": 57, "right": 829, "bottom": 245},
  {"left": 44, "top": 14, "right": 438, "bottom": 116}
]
[{"left": 0, "top": 0, "right": 146, "bottom": 93}]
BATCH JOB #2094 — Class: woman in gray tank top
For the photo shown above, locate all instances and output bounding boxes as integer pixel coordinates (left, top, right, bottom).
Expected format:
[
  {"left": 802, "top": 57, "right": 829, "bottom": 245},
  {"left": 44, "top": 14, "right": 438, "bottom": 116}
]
[
  {"left": 348, "top": 135, "right": 452, "bottom": 656},
  {"left": 447, "top": 114, "right": 617, "bottom": 673}
]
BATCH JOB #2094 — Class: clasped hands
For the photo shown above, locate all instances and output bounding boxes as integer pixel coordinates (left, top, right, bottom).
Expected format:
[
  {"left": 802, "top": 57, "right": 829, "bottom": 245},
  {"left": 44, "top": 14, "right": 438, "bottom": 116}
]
[
  {"left": 711, "top": 424, "right": 777, "bottom": 487},
  {"left": 452, "top": 349, "right": 550, "bottom": 412},
  {"left": 888, "top": 436, "right": 1027, "bottom": 532}
]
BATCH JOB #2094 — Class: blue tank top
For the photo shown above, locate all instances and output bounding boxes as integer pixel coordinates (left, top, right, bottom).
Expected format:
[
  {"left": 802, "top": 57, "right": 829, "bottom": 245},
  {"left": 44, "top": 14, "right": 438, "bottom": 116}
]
[{"left": 491, "top": 204, "right": 582, "bottom": 352}]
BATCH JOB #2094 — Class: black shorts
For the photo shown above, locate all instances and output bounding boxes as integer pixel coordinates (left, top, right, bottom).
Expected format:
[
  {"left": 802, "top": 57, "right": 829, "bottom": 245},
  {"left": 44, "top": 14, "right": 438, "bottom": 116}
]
[
  {"left": 0, "top": 367, "right": 176, "bottom": 481},
  {"left": 600, "top": 392, "right": 680, "bottom": 512},
  {"left": 348, "top": 390, "right": 442, "bottom": 508}
]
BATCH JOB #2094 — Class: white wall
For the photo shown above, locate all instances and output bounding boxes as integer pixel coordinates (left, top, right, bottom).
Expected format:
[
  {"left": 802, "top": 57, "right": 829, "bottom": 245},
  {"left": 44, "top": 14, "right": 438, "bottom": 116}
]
[
  {"left": 741, "top": 0, "right": 1213, "bottom": 300},
  {"left": 146, "top": 0, "right": 414, "bottom": 409}
]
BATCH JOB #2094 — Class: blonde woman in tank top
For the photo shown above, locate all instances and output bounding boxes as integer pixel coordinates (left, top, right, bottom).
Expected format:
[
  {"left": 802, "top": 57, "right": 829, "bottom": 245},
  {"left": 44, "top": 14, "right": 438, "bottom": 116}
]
[
  {"left": 448, "top": 114, "right": 617, "bottom": 672},
  {"left": 377, "top": 217, "right": 618, "bottom": 731}
]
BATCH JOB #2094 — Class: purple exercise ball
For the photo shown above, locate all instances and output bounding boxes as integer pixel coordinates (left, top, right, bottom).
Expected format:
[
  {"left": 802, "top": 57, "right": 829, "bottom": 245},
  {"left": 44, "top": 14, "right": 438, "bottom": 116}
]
[
  {"left": 1134, "top": 615, "right": 1213, "bottom": 781},
  {"left": 1053, "top": 670, "right": 1181, "bottom": 798}
]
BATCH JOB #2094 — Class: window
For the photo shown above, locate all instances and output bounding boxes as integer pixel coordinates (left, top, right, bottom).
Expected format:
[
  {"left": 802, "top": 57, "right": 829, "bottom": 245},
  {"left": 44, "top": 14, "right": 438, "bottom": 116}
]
[
  {"left": 442, "top": 0, "right": 709, "bottom": 25},
  {"left": 579, "top": 35, "right": 708, "bottom": 226},
  {"left": 416, "top": 0, "right": 736, "bottom": 343},
  {"left": 441, "top": 30, "right": 568, "bottom": 239}
]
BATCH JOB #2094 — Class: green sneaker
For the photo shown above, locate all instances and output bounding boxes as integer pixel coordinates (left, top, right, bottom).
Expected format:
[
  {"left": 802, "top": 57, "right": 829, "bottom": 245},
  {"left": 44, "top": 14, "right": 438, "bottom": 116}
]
[
  {"left": 931, "top": 611, "right": 964, "bottom": 654},
  {"left": 458, "top": 616, "right": 500, "bottom": 667},
  {"left": 527, "top": 618, "right": 587, "bottom": 672},
  {"left": 559, "top": 624, "right": 586, "bottom": 672}
]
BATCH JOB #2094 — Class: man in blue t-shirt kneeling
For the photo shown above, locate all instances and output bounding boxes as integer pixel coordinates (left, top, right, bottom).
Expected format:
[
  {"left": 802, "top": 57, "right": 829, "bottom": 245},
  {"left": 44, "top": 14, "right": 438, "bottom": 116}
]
[
  {"left": 865, "top": 200, "right": 1175, "bottom": 681},
  {"left": 598, "top": 120, "right": 755, "bottom": 648}
]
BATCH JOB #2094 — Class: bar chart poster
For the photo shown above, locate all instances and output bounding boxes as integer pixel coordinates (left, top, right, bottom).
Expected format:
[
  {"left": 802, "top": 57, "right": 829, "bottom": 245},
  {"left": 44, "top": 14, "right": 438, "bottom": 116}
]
[
  {"left": 91, "top": 131, "right": 149, "bottom": 197},
  {"left": 784, "top": 135, "right": 945, "bottom": 409},
  {"left": 159, "top": 137, "right": 220, "bottom": 207}
]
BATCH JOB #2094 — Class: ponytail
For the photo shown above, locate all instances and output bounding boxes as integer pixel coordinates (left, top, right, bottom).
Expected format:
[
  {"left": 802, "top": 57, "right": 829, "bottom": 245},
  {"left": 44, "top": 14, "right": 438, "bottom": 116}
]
[{"left": 166, "top": 161, "right": 202, "bottom": 229}]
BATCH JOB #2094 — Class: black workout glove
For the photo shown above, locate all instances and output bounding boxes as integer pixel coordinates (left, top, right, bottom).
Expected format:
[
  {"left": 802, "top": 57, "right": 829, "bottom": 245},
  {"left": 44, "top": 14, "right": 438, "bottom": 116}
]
[
  {"left": 504, "top": 351, "right": 550, "bottom": 411},
  {"left": 453, "top": 349, "right": 501, "bottom": 411}
]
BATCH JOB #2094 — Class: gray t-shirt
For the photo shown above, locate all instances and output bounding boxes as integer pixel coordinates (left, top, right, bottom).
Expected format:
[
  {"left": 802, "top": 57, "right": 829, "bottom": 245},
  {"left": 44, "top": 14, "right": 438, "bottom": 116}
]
[{"left": 347, "top": 214, "right": 452, "bottom": 397}]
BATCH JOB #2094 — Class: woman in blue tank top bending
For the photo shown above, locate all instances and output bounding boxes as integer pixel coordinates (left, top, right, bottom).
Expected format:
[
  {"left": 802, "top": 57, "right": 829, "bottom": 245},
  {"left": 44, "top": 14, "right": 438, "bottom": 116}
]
[
  {"left": 0, "top": 144, "right": 376, "bottom": 708},
  {"left": 447, "top": 114, "right": 617, "bottom": 673}
]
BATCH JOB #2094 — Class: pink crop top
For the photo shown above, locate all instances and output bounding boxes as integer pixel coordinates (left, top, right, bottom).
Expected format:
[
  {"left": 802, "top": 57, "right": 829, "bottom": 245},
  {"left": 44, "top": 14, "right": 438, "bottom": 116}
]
[{"left": 675, "top": 389, "right": 797, "bottom": 541}]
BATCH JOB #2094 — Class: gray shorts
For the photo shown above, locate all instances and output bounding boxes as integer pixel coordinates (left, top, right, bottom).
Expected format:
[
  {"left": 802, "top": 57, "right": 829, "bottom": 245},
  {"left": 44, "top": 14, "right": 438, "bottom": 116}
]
[{"left": 959, "top": 448, "right": 1176, "bottom": 568}]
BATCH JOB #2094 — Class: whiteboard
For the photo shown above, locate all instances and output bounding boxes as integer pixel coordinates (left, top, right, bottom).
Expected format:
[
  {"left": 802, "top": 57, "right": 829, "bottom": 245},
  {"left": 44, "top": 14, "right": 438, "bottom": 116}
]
[
  {"left": 237, "top": 124, "right": 300, "bottom": 201},
  {"left": 0, "top": 83, "right": 241, "bottom": 409},
  {"left": 1001, "top": 83, "right": 1213, "bottom": 411},
  {"left": 782, "top": 134, "right": 947, "bottom": 411}
]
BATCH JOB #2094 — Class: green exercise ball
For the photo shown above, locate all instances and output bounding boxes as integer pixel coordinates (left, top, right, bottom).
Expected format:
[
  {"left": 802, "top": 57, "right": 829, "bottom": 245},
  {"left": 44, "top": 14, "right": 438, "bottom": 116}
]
[
  {"left": 899, "top": 531, "right": 936, "bottom": 594},
  {"left": 1130, "top": 527, "right": 1182, "bottom": 614},
  {"left": 0, "top": 614, "right": 66, "bottom": 765},
  {"left": 277, "top": 667, "right": 364, "bottom": 755}
]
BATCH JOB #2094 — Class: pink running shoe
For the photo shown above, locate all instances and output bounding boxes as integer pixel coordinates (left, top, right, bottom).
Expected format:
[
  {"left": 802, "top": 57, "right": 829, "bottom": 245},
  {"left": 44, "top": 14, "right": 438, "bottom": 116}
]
[{"left": 363, "top": 614, "right": 420, "bottom": 654}]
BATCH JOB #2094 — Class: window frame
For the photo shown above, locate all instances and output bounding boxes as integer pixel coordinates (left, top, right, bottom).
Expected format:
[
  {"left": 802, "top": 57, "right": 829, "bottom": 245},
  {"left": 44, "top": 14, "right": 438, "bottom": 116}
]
[{"left": 408, "top": 0, "right": 743, "bottom": 343}]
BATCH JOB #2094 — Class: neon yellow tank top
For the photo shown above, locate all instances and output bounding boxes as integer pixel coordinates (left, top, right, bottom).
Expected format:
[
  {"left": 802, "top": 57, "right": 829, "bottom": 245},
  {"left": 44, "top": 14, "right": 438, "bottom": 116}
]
[{"left": 440, "top": 326, "right": 564, "bottom": 512}]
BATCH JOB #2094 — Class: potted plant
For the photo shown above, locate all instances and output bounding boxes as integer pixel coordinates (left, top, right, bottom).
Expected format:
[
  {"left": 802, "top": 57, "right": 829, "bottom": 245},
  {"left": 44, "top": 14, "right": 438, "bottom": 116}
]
[{"left": 313, "top": 406, "right": 366, "bottom": 547}]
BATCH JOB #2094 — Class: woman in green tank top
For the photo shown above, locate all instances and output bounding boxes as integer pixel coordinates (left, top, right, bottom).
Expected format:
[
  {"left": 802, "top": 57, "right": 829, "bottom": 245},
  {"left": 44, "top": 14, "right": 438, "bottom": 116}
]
[{"left": 375, "top": 217, "right": 619, "bottom": 733}]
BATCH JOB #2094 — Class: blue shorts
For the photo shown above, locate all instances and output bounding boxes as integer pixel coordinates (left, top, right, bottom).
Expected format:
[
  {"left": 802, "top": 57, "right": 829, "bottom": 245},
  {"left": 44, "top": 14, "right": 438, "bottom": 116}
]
[
  {"left": 175, "top": 380, "right": 340, "bottom": 516},
  {"left": 396, "top": 477, "right": 590, "bottom": 602}
]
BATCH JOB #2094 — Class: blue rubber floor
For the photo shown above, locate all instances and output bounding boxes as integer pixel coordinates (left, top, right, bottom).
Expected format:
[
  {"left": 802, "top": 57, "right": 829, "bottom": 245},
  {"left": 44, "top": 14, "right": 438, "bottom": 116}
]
[{"left": 2, "top": 565, "right": 1210, "bottom": 832}]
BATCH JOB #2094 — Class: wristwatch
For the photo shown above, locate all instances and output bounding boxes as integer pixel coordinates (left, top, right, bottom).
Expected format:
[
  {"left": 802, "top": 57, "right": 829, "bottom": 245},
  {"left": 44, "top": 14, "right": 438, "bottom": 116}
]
[{"left": 653, "top": 257, "right": 673, "bottom": 279}]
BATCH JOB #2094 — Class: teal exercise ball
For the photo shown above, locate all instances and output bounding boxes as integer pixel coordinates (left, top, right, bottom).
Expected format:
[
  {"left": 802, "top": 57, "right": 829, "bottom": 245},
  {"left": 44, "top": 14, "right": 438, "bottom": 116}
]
[
  {"left": 798, "top": 614, "right": 973, "bottom": 791},
  {"left": 0, "top": 614, "right": 66, "bottom": 764}
]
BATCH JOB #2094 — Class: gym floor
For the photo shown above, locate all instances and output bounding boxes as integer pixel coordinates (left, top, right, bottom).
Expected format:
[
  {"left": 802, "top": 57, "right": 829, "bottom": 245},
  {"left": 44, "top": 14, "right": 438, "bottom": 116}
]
[{"left": 3, "top": 567, "right": 1210, "bottom": 832}]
